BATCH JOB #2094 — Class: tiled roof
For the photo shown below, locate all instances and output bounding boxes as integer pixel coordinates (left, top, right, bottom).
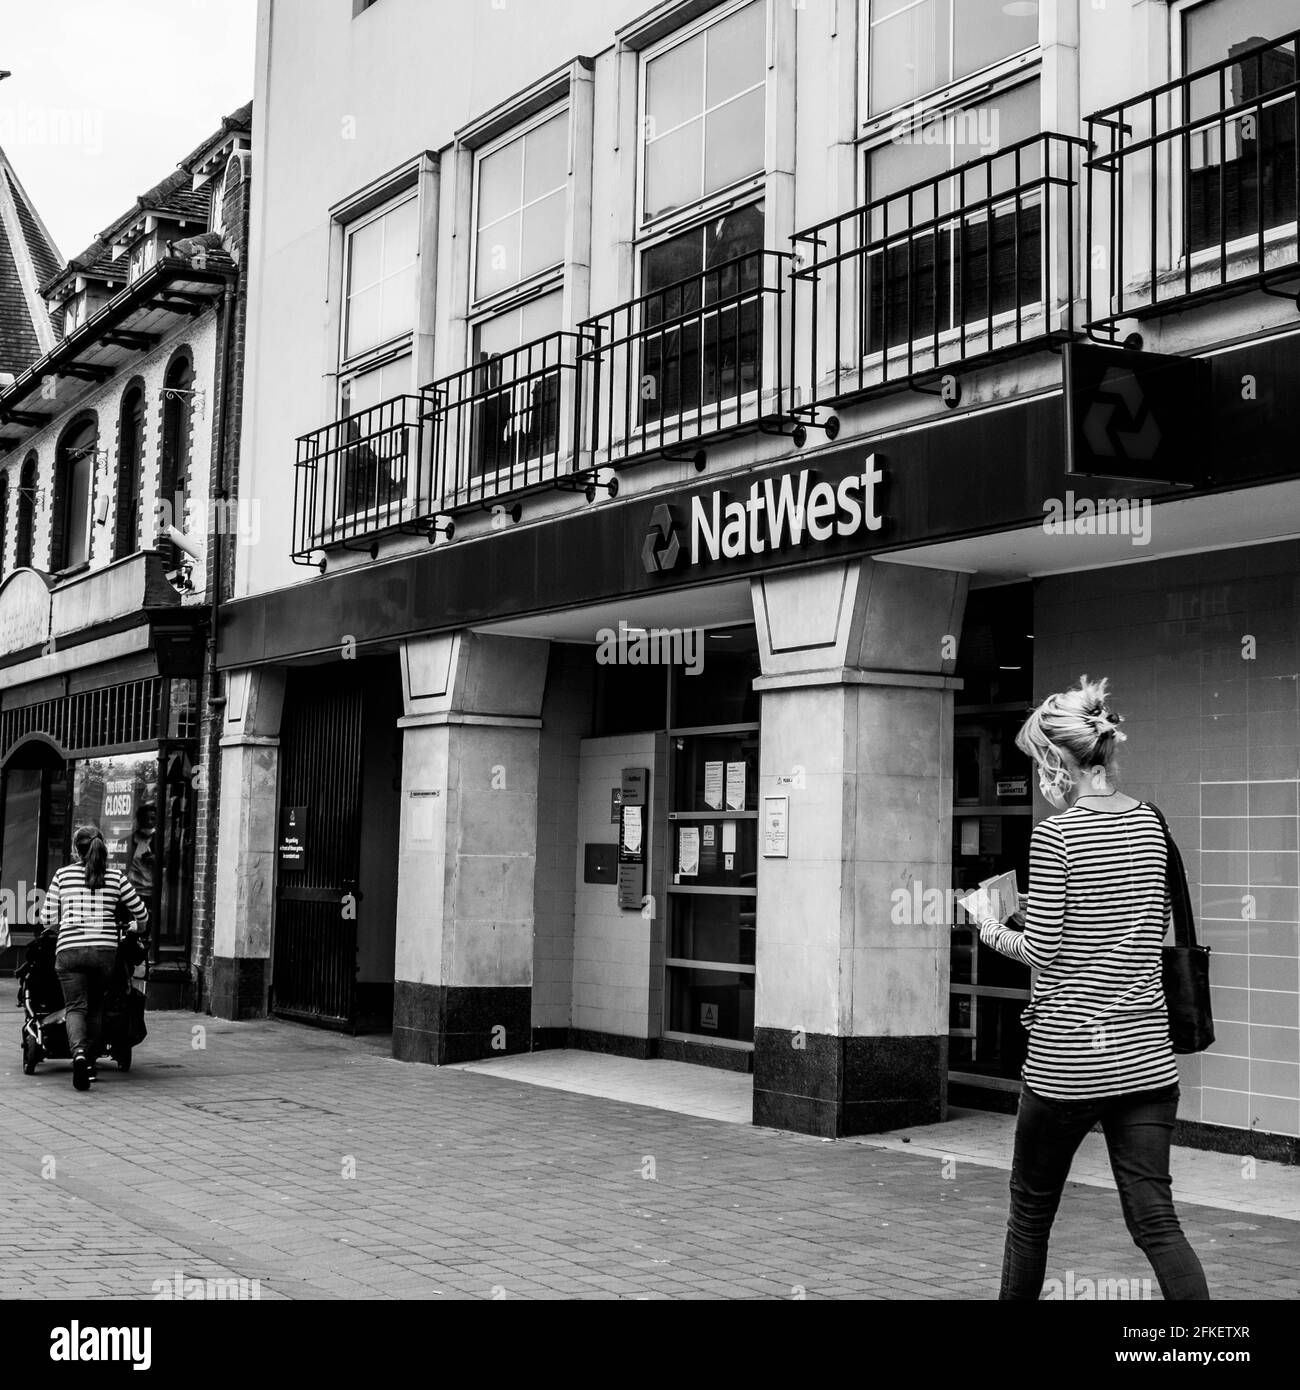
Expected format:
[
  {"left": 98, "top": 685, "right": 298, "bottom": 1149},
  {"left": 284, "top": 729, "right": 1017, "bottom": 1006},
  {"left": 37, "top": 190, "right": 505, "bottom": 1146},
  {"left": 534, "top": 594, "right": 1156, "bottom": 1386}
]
[{"left": 0, "top": 146, "right": 58, "bottom": 376}]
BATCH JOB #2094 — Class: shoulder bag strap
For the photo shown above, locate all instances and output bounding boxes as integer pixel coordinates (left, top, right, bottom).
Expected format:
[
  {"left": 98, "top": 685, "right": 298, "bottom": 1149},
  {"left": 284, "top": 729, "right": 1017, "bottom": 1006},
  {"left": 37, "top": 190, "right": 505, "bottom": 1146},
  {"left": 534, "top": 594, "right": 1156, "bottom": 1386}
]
[{"left": 1144, "top": 801, "right": 1197, "bottom": 950}]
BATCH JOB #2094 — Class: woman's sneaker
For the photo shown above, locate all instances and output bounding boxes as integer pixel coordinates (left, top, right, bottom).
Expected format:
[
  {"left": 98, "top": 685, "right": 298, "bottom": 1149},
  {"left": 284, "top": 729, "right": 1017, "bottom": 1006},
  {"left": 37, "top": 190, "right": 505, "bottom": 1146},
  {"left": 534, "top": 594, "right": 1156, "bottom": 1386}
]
[{"left": 72, "top": 1052, "right": 92, "bottom": 1092}]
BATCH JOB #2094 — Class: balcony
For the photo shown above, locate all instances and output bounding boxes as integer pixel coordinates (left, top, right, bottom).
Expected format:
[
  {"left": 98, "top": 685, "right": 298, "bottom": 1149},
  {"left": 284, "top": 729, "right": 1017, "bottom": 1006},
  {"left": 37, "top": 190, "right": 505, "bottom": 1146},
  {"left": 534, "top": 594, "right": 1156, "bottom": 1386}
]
[
  {"left": 579, "top": 249, "right": 798, "bottom": 470},
  {"left": 792, "top": 133, "right": 1089, "bottom": 410},
  {"left": 1087, "top": 29, "right": 1299, "bottom": 329},
  {"left": 291, "top": 394, "right": 433, "bottom": 563},
  {"left": 423, "top": 330, "right": 591, "bottom": 514}
]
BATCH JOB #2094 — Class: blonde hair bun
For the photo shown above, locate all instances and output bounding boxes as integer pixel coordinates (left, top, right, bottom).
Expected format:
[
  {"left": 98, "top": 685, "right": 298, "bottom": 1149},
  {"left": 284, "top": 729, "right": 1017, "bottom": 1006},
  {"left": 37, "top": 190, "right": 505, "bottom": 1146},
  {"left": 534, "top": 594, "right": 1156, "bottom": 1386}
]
[{"left": 1016, "top": 675, "right": 1126, "bottom": 799}]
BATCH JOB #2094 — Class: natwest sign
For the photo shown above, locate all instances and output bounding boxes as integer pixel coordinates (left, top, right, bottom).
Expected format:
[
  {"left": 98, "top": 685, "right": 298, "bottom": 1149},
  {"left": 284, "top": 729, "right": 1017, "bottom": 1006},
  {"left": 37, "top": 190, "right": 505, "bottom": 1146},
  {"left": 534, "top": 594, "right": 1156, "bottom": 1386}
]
[{"left": 689, "top": 456, "right": 887, "bottom": 566}]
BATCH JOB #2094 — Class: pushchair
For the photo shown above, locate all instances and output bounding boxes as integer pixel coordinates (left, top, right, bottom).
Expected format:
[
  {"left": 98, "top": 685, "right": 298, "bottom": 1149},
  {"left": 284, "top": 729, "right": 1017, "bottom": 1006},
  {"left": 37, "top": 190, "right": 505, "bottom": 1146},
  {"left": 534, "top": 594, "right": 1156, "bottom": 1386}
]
[{"left": 17, "top": 929, "right": 150, "bottom": 1076}]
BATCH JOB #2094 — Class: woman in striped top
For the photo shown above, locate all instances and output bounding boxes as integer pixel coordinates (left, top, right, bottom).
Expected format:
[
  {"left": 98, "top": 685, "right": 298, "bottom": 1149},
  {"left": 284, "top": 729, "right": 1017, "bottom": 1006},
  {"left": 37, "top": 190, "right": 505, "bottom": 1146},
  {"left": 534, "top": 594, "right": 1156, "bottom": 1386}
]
[
  {"left": 979, "top": 677, "right": 1208, "bottom": 1301},
  {"left": 42, "top": 824, "right": 149, "bottom": 1092}
]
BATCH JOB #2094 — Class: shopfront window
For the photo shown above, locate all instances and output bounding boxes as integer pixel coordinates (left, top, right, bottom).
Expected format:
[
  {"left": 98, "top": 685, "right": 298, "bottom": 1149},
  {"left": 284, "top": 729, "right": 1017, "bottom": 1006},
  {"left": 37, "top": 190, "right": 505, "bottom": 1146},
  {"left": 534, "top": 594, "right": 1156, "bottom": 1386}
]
[{"left": 71, "top": 751, "right": 159, "bottom": 922}]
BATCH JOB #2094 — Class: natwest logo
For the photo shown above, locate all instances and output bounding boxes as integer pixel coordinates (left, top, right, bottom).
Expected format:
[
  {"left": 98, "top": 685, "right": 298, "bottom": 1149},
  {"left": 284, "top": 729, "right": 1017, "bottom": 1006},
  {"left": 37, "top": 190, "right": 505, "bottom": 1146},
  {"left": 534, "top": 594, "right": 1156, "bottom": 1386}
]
[{"left": 690, "top": 456, "right": 886, "bottom": 564}]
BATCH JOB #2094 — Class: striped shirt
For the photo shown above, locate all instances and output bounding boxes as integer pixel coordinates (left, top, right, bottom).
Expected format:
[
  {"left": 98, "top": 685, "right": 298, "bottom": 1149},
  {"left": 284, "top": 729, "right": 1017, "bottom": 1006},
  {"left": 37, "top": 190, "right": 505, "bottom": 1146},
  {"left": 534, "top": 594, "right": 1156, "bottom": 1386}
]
[
  {"left": 42, "top": 863, "right": 149, "bottom": 955},
  {"left": 980, "top": 801, "right": 1178, "bottom": 1100}
]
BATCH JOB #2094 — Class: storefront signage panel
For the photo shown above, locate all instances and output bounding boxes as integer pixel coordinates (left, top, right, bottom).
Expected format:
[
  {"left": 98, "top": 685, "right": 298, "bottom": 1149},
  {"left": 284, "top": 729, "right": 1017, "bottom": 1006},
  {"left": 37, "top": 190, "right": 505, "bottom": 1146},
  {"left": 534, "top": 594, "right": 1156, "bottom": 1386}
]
[
  {"left": 1063, "top": 343, "right": 1210, "bottom": 486},
  {"left": 220, "top": 333, "right": 1300, "bottom": 670}
]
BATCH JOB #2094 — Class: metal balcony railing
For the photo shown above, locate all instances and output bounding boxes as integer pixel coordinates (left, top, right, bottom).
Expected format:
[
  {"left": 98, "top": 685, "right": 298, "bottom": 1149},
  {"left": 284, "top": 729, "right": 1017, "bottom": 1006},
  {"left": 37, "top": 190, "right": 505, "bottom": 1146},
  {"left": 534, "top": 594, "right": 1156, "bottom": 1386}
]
[
  {"left": 291, "top": 394, "right": 431, "bottom": 562},
  {"left": 1087, "top": 29, "right": 1299, "bottom": 328},
  {"left": 792, "top": 133, "right": 1089, "bottom": 409},
  {"left": 580, "top": 249, "right": 794, "bottom": 467},
  {"left": 423, "top": 330, "right": 591, "bottom": 511}
]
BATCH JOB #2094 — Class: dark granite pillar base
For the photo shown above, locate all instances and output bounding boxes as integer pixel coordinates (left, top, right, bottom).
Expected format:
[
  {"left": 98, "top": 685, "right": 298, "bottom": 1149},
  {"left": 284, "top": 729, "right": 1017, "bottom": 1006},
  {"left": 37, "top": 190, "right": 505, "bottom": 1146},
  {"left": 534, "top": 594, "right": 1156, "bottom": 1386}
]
[
  {"left": 209, "top": 957, "right": 270, "bottom": 1020},
  {"left": 753, "top": 1029, "right": 946, "bottom": 1137},
  {"left": 392, "top": 981, "right": 531, "bottom": 1064}
]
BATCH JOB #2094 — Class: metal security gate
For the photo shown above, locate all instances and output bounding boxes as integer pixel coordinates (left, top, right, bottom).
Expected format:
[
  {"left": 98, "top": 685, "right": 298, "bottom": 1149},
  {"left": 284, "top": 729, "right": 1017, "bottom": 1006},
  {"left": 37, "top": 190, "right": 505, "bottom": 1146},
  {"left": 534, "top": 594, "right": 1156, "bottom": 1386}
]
[{"left": 272, "top": 666, "right": 364, "bottom": 1028}]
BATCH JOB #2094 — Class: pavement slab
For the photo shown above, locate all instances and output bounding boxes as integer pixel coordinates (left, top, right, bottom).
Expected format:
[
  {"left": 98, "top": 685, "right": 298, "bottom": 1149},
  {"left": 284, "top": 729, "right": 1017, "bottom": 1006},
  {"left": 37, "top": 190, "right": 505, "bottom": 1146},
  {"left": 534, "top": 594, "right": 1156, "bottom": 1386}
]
[{"left": 3, "top": 980, "right": 1298, "bottom": 1301}]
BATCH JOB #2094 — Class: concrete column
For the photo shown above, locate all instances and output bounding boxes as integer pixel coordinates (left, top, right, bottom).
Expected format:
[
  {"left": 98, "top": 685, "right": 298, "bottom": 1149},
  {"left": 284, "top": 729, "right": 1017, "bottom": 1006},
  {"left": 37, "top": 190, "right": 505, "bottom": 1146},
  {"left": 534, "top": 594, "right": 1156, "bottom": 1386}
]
[
  {"left": 392, "top": 630, "right": 549, "bottom": 1064},
  {"left": 210, "top": 666, "right": 285, "bottom": 1019},
  {"left": 750, "top": 558, "right": 968, "bottom": 1136}
]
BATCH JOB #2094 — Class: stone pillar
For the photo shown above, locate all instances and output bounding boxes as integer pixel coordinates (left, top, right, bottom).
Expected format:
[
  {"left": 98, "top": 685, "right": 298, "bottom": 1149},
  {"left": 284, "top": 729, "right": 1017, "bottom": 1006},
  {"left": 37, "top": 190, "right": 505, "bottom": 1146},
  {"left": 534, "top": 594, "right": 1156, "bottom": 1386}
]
[
  {"left": 210, "top": 666, "right": 285, "bottom": 1019},
  {"left": 392, "top": 630, "right": 549, "bottom": 1065},
  {"left": 750, "top": 558, "right": 968, "bottom": 1136}
]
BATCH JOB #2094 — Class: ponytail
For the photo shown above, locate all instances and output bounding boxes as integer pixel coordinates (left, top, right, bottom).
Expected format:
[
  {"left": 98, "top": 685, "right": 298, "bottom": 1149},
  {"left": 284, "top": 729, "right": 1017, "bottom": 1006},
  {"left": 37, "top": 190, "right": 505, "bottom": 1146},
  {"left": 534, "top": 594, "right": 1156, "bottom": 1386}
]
[{"left": 73, "top": 824, "right": 108, "bottom": 892}]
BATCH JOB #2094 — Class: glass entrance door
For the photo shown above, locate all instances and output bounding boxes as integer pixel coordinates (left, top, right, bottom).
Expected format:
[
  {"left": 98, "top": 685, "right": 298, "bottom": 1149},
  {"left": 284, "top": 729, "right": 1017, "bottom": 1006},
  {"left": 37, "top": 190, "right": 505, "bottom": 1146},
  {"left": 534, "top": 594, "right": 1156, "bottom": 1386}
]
[
  {"left": 948, "top": 584, "right": 1035, "bottom": 1107},
  {"left": 666, "top": 725, "right": 758, "bottom": 1045},
  {"left": 663, "top": 625, "right": 761, "bottom": 1052}
]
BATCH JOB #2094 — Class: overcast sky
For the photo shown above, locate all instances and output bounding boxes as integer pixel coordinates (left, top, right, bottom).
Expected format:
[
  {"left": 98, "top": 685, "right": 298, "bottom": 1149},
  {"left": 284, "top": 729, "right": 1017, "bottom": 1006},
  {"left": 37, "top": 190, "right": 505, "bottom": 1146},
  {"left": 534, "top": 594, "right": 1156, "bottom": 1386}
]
[{"left": 0, "top": 0, "right": 257, "bottom": 259}]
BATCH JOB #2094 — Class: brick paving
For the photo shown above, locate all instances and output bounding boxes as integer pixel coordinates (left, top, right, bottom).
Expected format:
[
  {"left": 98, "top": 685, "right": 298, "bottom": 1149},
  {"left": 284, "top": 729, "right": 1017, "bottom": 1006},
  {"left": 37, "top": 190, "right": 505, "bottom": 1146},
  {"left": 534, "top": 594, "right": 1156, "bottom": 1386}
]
[{"left": 3, "top": 981, "right": 1298, "bottom": 1301}]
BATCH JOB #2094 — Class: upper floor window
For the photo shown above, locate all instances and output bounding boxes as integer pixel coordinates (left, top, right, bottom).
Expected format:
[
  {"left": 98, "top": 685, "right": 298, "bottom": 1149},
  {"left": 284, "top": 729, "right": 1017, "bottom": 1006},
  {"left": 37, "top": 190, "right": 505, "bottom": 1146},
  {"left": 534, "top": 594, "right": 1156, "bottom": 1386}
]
[
  {"left": 0, "top": 470, "right": 8, "bottom": 576},
  {"left": 159, "top": 357, "right": 193, "bottom": 569},
  {"left": 473, "top": 108, "right": 568, "bottom": 305},
  {"left": 865, "top": 0, "right": 1039, "bottom": 119},
  {"left": 342, "top": 194, "right": 418, "bottom": 365},
  {"left": 115, "top": 384, "right": 145, "bottom": 561},
  {"left": 1176, "top": 0, "right": 1297, "bottom": 252},
  {"left": 54, "top": 420, "right": 97, "bottom": 573},
  {"left": 128, "top": 236, "right": 159, "bottom": 283},
  {"left": 16, "top": 453, "right": 35, "bottom": 569},
  {"left": 641, "top": 0, "right": 766, "bottom": 225},
  {"left": 64, "top": 293, "right": 86, "bottom": 336}
]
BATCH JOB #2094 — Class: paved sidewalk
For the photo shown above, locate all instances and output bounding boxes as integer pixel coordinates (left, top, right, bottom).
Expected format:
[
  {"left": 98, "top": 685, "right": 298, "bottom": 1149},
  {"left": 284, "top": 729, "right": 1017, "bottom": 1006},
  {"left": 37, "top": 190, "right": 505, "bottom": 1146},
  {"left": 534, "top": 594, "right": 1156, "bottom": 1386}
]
[{"left": 3, "top": 982, "right": 1298, "bottom": 1300}]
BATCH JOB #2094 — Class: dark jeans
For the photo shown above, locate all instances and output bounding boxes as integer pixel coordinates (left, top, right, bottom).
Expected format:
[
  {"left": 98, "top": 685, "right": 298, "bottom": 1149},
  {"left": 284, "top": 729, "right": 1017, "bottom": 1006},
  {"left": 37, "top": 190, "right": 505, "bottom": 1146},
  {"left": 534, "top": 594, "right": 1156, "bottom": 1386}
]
[
  {"left": 55, "top": 947, "right": 118, "bottom": 1059},
  {"left": 1001, "top": 1081, "right": 1209, "bottom": 1301}
]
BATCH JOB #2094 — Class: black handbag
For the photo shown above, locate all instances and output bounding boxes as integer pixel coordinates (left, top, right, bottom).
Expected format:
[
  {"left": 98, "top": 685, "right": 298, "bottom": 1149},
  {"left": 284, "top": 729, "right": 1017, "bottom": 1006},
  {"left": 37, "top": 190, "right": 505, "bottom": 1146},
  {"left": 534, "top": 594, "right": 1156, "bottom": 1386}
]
[{"left": 1148, "top": 803, "right": 1215, "bottom": 1054}]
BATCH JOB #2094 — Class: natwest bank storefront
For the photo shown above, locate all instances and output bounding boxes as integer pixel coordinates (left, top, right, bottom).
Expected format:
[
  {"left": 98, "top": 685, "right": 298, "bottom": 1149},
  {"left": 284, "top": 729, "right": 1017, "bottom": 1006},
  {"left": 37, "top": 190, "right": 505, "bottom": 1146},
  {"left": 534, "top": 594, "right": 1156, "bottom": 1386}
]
[{"left": 216, "top": 337, "right": 1300, "bottom": 1151}]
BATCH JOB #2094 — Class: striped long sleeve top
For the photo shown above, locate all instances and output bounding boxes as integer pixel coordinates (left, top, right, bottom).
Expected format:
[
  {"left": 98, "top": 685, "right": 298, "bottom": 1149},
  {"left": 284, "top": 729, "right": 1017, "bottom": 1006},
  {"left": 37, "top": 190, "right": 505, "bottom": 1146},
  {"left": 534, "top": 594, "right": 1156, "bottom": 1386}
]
[
  {"left": 979, "top": 802, "right": 1178, "bottom": 1100},
  {"left": 41, "top": 864, "right": 149, "bottom": 955}
]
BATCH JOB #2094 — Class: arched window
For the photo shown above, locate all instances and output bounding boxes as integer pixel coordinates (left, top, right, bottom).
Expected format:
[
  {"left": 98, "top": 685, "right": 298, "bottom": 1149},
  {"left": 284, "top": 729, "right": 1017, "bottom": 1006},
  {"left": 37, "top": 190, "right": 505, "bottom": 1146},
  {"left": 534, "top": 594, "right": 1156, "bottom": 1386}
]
[
  {"left": 53, "top": 417, "right": 97, "bottom": 572},
  {"left": 159, "top": 355, "right": 193, "bottom": 553},
  {"left": 0, "top": 470, "right": 9, "bottom": 577},
  {"left": 16, "top": 452, "right": 37, "bottom": 569},
  {"left": 115, "top": 383, "right": 145, "bottom": 559}
]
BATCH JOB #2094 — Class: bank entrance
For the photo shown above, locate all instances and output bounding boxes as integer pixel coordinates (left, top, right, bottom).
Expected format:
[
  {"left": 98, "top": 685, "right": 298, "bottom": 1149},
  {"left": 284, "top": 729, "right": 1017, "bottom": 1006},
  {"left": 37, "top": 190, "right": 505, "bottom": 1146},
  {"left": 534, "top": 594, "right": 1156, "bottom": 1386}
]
[
  {"left": 272, "top": 655, "right": 402, "bottom": 1031},
  {"left": 949, "top": 583, "right": 1035, "bottom": 1109}
]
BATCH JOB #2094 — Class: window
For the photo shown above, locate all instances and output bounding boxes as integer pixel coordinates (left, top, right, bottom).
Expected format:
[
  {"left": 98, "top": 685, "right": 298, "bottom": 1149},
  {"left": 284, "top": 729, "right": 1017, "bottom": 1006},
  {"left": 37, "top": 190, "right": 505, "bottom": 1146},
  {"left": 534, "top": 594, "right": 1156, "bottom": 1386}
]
[
  {"left": 115, "top": 384, "right": 145, "bottom": 560},
  {"left": 64, "top": 294, "right": 86, "bottom": 336},
  {"left": 16, "top": 453, "right": 35, "bottom": 569},
  {"left": 639, "top": 204, "right": 765, "bottom": 423},
  {"left": 865, "top": 0, "right": 1039, "bottom": 118},
  {"left": 342, "top": 194, "right": 418, "bottom": 367},
  {"left": 128, "top": 236, "right": 158, "bottom": 283},
  {"left": 54, "top": 420, "right": 96, "bottom": 572},
  {"left": 1179, "top": 0, "right": 1297, "bottom": 253},
  {"left": 339, "top": 193, "right": 418, "bottom": 423},
  {"left": 641, "top": 0, "right": 766, "bottom": 224},
  {"left": 468, "top": 290, "right": 564, "bottom": 477},
  {"left": 0, "top": 470, "right": 8, "bottom": 576},
  {"left": 473, "top": 110, "right": 568, "bottom": 304},
  {"left": 864, "top": 80, "right": 1042, "bottom": 348},
  {"left": 159, "top": 357, "right": 192, "bottom": 562}
]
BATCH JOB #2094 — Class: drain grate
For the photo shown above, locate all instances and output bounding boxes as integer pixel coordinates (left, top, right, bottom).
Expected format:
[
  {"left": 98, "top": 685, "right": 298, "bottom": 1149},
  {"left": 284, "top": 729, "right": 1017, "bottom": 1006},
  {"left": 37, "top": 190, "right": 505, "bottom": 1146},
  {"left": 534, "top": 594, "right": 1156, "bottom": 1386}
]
[{"left": 184, "top": 1097, "right": 340, "bottom": 1122}]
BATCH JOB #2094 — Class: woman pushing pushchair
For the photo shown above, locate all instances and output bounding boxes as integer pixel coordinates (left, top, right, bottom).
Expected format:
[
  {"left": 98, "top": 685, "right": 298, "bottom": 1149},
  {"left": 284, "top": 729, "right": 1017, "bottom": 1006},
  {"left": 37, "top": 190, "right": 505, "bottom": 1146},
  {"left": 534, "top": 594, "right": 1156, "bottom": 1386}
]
[{"left": 41, "top": 825, "right": 149, "bottom": 1091}]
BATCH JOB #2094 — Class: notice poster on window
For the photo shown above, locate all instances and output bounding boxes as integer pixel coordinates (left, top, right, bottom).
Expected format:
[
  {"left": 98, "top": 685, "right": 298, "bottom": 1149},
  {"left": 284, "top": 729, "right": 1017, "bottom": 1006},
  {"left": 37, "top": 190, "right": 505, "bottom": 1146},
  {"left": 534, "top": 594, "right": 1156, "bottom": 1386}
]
[
  {"left": 621, "top": 804, "right": 643, "bottom": 858},
  {"left": 703, "top": 761, "right": 724, "bottom": 811},
  {"left": 725, "top": 761, "right": 746, "bottom": 811},
  {"left": 678, "top": 826, "right": 700, "bottom": 877}
]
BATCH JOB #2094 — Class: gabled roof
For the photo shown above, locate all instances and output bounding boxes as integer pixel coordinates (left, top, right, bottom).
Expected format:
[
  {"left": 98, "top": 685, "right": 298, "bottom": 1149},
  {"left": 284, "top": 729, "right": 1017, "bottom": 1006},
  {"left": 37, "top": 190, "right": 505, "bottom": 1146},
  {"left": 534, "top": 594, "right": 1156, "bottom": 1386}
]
[
  {"left": 0, "top": 146, "right": 60, "bottom": 376},
  {"left": 39, "top": 99, "right": 252, "bottom": 306}
]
